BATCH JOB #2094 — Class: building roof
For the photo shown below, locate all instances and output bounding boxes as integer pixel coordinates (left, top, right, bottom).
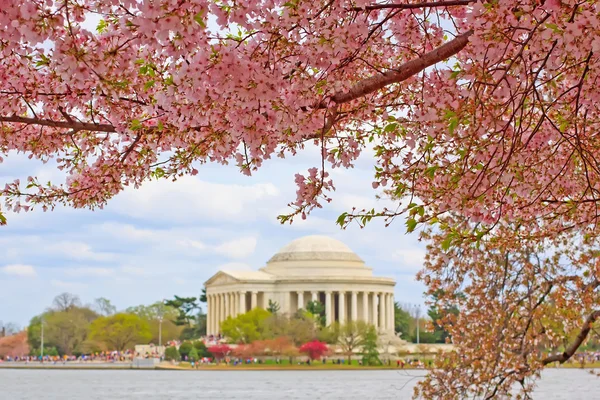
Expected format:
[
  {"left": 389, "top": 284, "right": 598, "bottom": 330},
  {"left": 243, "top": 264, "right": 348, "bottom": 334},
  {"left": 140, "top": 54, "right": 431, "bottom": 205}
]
[{"left": 267, "top": 235, "right": 364, "bottom": 263}]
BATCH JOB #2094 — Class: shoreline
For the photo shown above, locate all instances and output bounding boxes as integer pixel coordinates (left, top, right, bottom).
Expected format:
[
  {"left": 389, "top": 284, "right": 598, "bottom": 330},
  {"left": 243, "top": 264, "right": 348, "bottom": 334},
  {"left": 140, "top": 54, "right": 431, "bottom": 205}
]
[{"left": 1, "top": 363, "right": 598, "bottom": 371}]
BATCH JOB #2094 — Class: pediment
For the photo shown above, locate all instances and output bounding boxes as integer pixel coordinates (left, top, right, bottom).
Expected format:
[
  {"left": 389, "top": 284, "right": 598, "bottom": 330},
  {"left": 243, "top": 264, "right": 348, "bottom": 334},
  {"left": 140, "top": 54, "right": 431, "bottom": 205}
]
[{"left": 205, "top": 271, "right": 239, "bottom": 287}]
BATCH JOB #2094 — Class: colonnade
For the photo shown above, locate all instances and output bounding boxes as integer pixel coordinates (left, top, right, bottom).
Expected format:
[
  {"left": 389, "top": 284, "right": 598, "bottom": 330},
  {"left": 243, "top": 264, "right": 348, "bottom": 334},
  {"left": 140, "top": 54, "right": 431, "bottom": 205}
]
[{"left": 207, "top": 290, "right": 394, "bottom": 335}]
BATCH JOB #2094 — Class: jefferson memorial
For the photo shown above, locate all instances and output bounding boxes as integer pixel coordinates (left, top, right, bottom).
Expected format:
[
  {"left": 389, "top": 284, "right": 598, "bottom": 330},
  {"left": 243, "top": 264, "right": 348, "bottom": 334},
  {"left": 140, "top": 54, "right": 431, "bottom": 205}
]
[{"left": 204, "top": 235, "right": 396, "bottom": 336}]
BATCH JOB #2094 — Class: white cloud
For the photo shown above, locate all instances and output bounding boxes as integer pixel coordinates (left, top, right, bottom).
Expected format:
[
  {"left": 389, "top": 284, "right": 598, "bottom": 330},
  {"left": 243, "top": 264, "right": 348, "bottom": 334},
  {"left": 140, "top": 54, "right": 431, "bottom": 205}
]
[
  {"left": 50, "top": 241, "right": 115, "bottom": 262},
  {"left": 177, "top": 238, "right": 207, "bottom": 251},
  {"left": 390, "top": 248, "right": 426, "bottom": 272},
  {"left": 1, "top": 264, "right": 37, "bottom": 278},
  {"left": 62, "top": 267, "right": 115, "bottom": 277},
  {"left": 119, "top": 265, "right": 147, "bottom": 276},
  {"left": 216, "top": 262, "right": 252, "bottom": 271},
  {"left": 215, "top": 236, "right": 257, "bottom": 259},
  {"left": 110, "top": 176, "right": 281, "bottom": 224},
  {"left": 50, "top": 279, "right": 87, "bottom": 290}
]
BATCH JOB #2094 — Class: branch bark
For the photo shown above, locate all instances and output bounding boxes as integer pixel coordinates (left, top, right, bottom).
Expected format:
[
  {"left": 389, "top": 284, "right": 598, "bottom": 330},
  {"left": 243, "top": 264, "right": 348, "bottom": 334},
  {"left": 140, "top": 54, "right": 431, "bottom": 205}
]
[
  {"left": 0, "top": 115, "right": 116, "bottom": 133},
  {"left": 351, "top": 1, "right": 475, "bottom": 11},
  {"left": 321, "top": 29, "right": 473, "bottom": 107},
  {"left": 542, "top": 310, "right": 600, "bottom": 364}
]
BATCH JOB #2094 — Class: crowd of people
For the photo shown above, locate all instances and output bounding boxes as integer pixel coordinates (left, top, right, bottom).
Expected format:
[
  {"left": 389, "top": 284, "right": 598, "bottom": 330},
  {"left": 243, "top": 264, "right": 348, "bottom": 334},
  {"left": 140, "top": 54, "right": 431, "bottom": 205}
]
[{"left": 1, "top": 350, "right": 135, "bottom": 363}]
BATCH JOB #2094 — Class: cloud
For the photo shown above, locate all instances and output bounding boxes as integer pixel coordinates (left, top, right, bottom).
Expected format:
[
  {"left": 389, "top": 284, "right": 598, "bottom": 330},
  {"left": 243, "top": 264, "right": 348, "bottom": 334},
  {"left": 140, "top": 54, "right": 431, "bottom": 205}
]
[
  {"left": 50, "top": 279, "right": 87, "bottom": 290},
  {"left": 62, "top": 267, "right": 115, "bottom": 277},
  {"left": 50, "top": 241, "right": 115, "bottom": 262},
  {"left": 389, "top": 248, "right": 426, "bottom": 273},
  {"left": 109, "top": 176, "right": 281, "bottom": 224},
  {"left": 1, "top": 264, "right": 37, "bottom": 278},
  {"left": 215, "top": 236, "right": 257, "bottom": 259}
]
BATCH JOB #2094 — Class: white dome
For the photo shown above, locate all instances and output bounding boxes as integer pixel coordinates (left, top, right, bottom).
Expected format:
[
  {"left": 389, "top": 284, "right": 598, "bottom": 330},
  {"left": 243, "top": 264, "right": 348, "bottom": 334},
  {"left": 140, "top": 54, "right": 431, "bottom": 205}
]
[{"left": 267, "top": 235, "right": 363, "bottom": 263}]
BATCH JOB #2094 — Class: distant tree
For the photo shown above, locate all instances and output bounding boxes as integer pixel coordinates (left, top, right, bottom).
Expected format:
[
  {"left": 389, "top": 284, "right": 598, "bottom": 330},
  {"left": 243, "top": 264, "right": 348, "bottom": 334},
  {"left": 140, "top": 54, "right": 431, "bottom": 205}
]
[
  {"left": 126, "top": 302, "right": 182, "bottom": 343},
  {"left": 282, "top": 344, "right": 300, "bottom": 364},
  {"left": 263, "top": 337, "right": 294, "bottom": 358},
  {"left": 188, "top": 346, "right": 199, "bottom": 362},
  {"left": 305, "top": 300, "right": 326, "bottom": 327},
  {"left": 164, "top": 346, "right": 180, "bottom": 361},
  {"left": 427, "top": 290, "right": 463, "bottom": 344},
  {"left": 89, "top": 313, "right": 152, "bottom": 351},
  {"left": 266, "top": 300, "right": 280, "bottom": 314},
  {"left": 164, "top": 296, "right": 199, "bottom": 326},
  {"left": 220, "top": 308, "right": 271, "bottom": 344},
  {"left": 0, "top": 331, "right": 29, "bottom": 358},
  {"left": 336, "top": 321, "right": 369, "bottom": 364},
  {"left": 199, "top": 287, "right": 207, "bottom": 303},
  {"left": 178, "top": 341, "right": 193, "bottom": 359},
  {"left": 193, "top": 340, "right": 210, "bottom": 358},
  {"left": 299, "top": 340, "right": 328, "bottom": 361},
  {"left": 0, "top": 321, "right": 20, "bottom": 337},
  {"left": 51, "top": 292, "right": 82, "bottom": 312},
  {"left": 93, "top": 297, "right": 117, "bottom": 316},
  {"left": 44, "top": 308, "right": 97, "bottom": 355},
  {"left": 361, "top": 325, "right": 380, "bottom": 366},
  {"left": 208, "top": 344, "right": 231, "bottom": 362},
  {"left": 264, "top": 313, "right": 317, "bottom": 346},
  {"left": 394, "top": 302, "right": 413, "bottom": 339}
]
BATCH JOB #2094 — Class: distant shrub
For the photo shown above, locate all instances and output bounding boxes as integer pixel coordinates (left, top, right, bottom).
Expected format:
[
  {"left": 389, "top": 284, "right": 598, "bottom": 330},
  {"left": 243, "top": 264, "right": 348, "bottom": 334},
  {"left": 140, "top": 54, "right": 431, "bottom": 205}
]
[{"left": 164, "top": 346, "right": 180, "bottom": 361}]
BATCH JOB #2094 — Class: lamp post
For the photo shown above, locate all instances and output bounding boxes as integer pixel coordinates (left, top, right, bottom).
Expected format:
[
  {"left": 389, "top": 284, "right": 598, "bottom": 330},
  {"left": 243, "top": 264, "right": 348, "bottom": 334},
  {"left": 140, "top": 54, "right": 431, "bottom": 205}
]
[
  {"left": 413, "top": 304, "right": 421, "bottom": 345},
  {"left": 40, "top": 317, "right": 44, "bottom": 362}
]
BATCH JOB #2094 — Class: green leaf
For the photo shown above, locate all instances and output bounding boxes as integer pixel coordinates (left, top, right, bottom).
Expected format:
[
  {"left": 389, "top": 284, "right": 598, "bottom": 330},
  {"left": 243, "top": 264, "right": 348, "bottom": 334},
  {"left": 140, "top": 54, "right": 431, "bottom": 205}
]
[
  {"left": 144, "top": 80, "right": 155, "bottom": 90},
  {"left": 130, "top": 119, "right": 142, "bottom": 130},
  {"left": 406, "top": 218, "right": 417, "bottom": 233},
  {"left": 154, "top": 167, "right": 165, "bottom": 179},
  {"left": 441, "top": 236, "right": 454, "bottom": 251},
  {"left": 336, "top": 212, "right": 348, "bottom": 227},
  {"left": 0, "top": 212, "right": 6, "bottom": 225},
  {"left": 96, "top": 19, "right": 108, "bottom": 33},
  {"left": 384, "top": 122, "right": 398, "bottom": 133},
  {"left": 194, "top": 12, "right": 206, "bottom": 28},
  {"left": 425, "top": 165, "right": 438, "bottom": 179}
]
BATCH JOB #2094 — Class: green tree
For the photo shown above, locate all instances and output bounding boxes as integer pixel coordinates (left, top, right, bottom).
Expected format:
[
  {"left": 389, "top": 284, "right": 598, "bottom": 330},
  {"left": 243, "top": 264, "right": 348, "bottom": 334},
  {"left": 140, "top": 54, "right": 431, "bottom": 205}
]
[
  {"left": 164, "top": 346, "right": 180, "bottom": 361},
  {"left": 264, "top": 313, "right": 317, "bottom": 346},
  {"left": 178, "top": 341, "right": 193, "bottom": 358},
  {"left": 305, "top": 300, "right": 326, "bottom": 327},
  {"left": 199, "top": 287, "right": 207, "bottom": 303},
  {"left": 361, "top": 325, "right": 380, "bottom": 366},
  {"left": 126, "top": 302, "right": 183, "bottom": 344},
  {"left": 335, "top": 321, "right": 369, "bottom": 364},
  {"left": 220, "top": 308, "right": 271, "bottom": 344},
  {"left": 394, "top": 302, "right": 412, "bottom": 339},
  {"left": 93, "top": 297, "right": 117, "bottom": 316},
  {"left": 89, "top": 313, "right": 152, "bottom": 351},
  {"left": 194, "top": 340, "right": 210, "bottom": 358},
  {"left": 266, "top": 300, "right": 280, "bottom": 314},
  {"left": 188, "top": 346, "right": 199, "bottom": 362},
  {"left": 164, "top": 296, "right": 199, "bottom": 326},
  {"left": 44, "top": 308, "right": 98, "bottom": 355}
]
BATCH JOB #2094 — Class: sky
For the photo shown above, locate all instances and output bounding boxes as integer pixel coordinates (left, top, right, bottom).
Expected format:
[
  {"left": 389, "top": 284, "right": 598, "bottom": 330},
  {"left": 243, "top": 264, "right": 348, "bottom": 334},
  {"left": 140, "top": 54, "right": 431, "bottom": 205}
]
[{"left": 0, "top": 142, "right": 428, "bottom": 328}]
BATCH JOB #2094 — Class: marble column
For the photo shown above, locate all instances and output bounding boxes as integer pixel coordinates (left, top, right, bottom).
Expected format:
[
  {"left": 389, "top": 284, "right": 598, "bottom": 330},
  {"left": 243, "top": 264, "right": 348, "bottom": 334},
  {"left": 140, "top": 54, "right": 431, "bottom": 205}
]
[
  {"left": 224, "top": 292, "right": 230, "bottom": 321},
  {"left": 379, "top": 292, "right": 386, "bottom": 329},
  {"left": 298, "top": 291, "right": 305, "bottom": 310},
  {"left": 217, "top": 294, "right": 222, "bottom": 333},
  {"left": 362, "top": 292, "right": 369, "bottom": 324},
  {"left": 325, "top": 291, "right": 333, "bottom": 326},
  {"left": 208, "top": 295, "right": 213, "bottom": 335},
  {"left": 239, "top": 291, "right": 246, "bottom": 315},
  {"left": 338, "top": 291, "right": 346, "bottom": 324},
  {"left": 351, "top": 291, "right": 358, "bottom": 322},
  {"left": 372, "top": 292, "right": 378, "bottom": 329},
  {"left": 251, "top": 291, "right": 258, "bottom": 309},
  {"left": 388, "top": 293, "right": 394, "bottom": 332},
  {"left": 311, "top": 291, "right": 318, "bottom": 303}
]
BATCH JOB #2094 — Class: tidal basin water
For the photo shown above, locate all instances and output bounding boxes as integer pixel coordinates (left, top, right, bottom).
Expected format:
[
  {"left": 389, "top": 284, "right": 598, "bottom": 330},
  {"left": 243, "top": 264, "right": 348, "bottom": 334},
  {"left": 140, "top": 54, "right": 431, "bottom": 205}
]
[{"left": 0, "top": 369, "right": 598, "bottom": 399}]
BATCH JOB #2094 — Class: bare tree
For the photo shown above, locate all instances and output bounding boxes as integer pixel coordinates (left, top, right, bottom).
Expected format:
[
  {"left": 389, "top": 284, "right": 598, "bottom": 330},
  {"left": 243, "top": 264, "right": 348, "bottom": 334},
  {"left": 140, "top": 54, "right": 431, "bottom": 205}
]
[
  {"left": 52, "top": 292, "right": 81, "bottom": 312},
  {"left": 93, "top": 297, "right": 117, "bottom": 316},
  {"left": 0, "top": 321, "right": 21, "bottom": 337}
]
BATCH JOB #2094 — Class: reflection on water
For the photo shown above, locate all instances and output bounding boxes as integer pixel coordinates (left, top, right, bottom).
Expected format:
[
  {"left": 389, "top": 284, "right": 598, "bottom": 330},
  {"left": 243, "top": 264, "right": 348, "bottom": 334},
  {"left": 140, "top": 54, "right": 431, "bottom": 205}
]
[{"left": 0, "top": 368, "right": 598, "bottom": 399}]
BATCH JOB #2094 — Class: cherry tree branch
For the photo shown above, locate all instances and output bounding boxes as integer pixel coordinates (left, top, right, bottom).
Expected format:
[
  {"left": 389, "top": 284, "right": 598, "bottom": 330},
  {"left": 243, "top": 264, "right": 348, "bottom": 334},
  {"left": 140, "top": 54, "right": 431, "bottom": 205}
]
[
  {"left": 351, "top": 0, "right": 475, "bottom": 11},
  {"left": 542, "top": 310, "right": 600, "bottom": 364},
  {"left": 322, "top": 29, "right": 473, "bottom": 107},
  {"left": 0, "top": 115, "right": 116, "bottom": 133}
]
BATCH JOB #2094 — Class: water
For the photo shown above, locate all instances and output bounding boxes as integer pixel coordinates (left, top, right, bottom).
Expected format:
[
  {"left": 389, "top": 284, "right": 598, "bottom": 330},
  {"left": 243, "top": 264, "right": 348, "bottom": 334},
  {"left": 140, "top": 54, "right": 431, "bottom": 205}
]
[{"left": 0, "top": 369, "right": 598, "bottom": 399}]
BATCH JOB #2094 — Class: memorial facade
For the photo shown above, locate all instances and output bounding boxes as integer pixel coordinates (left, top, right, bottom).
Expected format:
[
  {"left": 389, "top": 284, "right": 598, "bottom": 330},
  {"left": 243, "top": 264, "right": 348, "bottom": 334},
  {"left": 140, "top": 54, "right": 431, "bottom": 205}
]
[{"left": 204, "top": 235, "right": 396, "bottom": 335}]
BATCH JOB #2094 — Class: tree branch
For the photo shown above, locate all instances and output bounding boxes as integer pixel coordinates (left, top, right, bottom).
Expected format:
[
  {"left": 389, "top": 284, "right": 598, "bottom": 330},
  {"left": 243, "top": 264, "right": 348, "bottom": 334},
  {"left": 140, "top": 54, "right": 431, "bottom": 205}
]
[
  {"left": 351, "top": 0, "right": 475, "bottom": 12},
  {"left": 0, "top": 115, "right": 116, "bottom": 133},
  {"left": 321, "top": 30, "right": 473, "bottom": 107},
  {"left": 542, "top": 310, "right": 600, "bottom": 364}
]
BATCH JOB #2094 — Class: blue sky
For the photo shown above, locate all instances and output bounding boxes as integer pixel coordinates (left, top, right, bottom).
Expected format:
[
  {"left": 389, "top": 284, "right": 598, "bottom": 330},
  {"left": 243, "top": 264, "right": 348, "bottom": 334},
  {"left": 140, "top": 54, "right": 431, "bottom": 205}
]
[{"left": 0, "top": 143, "right": 427, "bottom": 328}]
